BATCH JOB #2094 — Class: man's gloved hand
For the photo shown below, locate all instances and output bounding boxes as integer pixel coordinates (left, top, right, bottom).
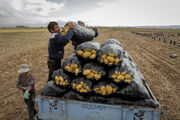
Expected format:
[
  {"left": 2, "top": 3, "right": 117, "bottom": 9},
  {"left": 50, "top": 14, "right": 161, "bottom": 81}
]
[
  {"left": 22, "top": 87, "right": 28, "bottom": 90},
  {"left": 23, "top": 91, "right": 30, "bottom": 99},
  {"left": 92, "top": 27, "right": 97, "bottom": 31},
  {"left": 92, "top": 27, "right": 98, "bottom": 37},
  {"left": 69, "top": 22, "right": 75, "bottom": 29}
]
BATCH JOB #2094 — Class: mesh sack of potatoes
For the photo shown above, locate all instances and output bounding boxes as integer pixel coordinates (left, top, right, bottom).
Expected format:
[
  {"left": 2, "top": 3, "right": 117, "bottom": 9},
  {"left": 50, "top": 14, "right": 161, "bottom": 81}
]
[
  {"left": 93, "top": 82, "right": 118, "bottom": 96},
  {"left": 52, "top": 69, "right": 71, "bottom": 88},
  {"left": 71, "top": 77, "right": 92, "bottom": 94},
  {"left": 124, "top": 51, "right": 138, "bottom": 68},
  {"left": 108, "top": 58, "right": 134, "bottom": 84},
  {"left": 71, "top": 23, "right": 96, "bottom": 44},
  {"left": 83, "top": 62, "right": 106, "bottom": 81},
  {"left": 116, "top": 58, "right": 151, "bottom": 99},
  {"left": 101, "top": 38, "right": 124, "bottom": 48},
  {"left": 62, "top": 90, "right": 86, "bottom": 101},
  {"left": 41, "top": 81, "right": 66, "bottom": 97},
  {"left": 107, "top": 97, "right": 158, "bottom": 107},
  {"left": 61, "top": 23, "right": 70, "bottom": 35},
  {"left": 97, "top": 44, "right": 124, "bottom": 66},
  {"left": 76, "top": 41, "right": 100, "bottom": 60},
  {"left": 89, "top": 95, "right": 108, "bottom": 104},
  {"left": 62, "top": 53, "right": 82, "bottom": 76}
]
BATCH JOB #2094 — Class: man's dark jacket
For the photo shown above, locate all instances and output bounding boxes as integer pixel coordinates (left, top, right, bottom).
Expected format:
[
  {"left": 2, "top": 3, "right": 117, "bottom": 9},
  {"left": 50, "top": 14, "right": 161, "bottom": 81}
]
[{"left": 48, "top": 29, "right": 73, "bottom": 60}]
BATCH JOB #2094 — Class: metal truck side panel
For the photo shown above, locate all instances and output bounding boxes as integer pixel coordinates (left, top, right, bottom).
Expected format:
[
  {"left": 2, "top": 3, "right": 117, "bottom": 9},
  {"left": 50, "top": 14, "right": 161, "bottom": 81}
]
[{"left": 35, "top": 96, "right": 161, "bottom": 120}]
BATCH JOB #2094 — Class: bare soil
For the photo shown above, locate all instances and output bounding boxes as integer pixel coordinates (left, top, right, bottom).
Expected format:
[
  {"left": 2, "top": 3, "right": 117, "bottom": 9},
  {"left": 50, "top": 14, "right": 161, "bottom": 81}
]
[{"left": 0, "top": 28, "right": 180, "bottom": 120}]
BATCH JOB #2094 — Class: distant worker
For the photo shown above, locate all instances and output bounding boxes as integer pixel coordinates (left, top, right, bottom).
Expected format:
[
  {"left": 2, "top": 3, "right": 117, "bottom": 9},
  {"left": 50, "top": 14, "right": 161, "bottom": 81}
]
[
  {"left": 78, "top": 21, "right": 85, "bottom": 27},
  {"left": 72, "top": 21, "right": 99, "bottom": 50},
  {"left": 16, "top": 64, "right": 37, "bottom": 120},
  {"left": 47, "top": 21, "right": 75, "bottom": 81},
  {"left": 77, "top": 21, "right": 98, "bottom": 37}
]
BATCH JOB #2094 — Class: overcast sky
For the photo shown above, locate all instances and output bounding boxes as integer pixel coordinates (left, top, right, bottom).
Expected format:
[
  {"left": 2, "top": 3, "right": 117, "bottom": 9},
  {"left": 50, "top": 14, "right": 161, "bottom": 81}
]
[{"left": 0, "top": 0, "right": 180, "bottom": 27}]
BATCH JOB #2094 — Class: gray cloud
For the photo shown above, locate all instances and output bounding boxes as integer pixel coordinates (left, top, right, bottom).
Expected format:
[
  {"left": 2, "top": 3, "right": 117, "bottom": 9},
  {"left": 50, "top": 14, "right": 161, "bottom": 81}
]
[
  {"left": 26, "top": 2, "right": 41, "bottom": 6},
  {"left": 0, "top": 1, "right": 18, "bottom": 18},
  {"left": 35, "top": 7, "right": 43, "bottom": 12},
  {"left": 0, "top": 0, "right": 63, "bottom": 27},
  {"left": 47, "top": 0, "right": 63, "bottom": 4},
  {"left": 48, "top": 0, "right": 115, "bottom": 16},
  {"left": 0, "top": 0, "right": 116, "bottom": 27}
]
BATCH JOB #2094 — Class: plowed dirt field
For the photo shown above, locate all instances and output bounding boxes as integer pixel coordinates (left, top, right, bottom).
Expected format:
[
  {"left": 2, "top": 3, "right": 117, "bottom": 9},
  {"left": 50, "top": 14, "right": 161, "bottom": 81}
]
[{"left": 0, "top": 28, "right": 179, "bottom": 120}]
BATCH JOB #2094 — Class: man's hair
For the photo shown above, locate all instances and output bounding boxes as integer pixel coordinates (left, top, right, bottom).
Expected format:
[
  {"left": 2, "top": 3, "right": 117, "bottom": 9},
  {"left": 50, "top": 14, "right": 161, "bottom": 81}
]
[
  {"left": 78, "top": 21, "right": 85, "bottom": 26},
  {"left": 47, "top": 21, "right": 58, "bottom": 33}
]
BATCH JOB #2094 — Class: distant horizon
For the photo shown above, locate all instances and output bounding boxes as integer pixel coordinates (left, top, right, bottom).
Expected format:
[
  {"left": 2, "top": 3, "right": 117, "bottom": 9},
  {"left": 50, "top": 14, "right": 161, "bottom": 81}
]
[
  {"left": 1, "top": 24, "right": 180, "bottom": 29},
  {"left": 0, "top": 0, "right": 180, "bottom": 27}
]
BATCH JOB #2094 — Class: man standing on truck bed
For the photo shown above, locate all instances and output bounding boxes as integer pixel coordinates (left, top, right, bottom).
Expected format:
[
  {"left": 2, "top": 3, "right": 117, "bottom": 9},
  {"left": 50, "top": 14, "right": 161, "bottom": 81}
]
[
  {"left": 47, "top": 21, "right": 75, "bottom": 82},
  {"left": 16, "top": 64, "right": 37, "bottom": 120}
]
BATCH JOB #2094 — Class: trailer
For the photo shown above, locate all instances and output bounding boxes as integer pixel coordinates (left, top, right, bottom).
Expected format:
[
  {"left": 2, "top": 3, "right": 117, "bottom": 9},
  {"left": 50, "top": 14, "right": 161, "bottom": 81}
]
[{"left": 35, "top": 83, "right": 161, "bottom": 120}]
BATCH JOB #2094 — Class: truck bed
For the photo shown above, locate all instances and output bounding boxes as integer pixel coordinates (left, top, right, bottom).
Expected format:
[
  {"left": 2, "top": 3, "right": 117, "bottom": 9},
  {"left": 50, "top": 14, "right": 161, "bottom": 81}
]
[{"left": 35, "top": 83, "right": 161, "bottom": 120}]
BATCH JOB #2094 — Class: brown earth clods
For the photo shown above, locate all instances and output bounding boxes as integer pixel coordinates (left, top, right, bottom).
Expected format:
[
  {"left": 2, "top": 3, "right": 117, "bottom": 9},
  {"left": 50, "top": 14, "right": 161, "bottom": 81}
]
[{"left": 0, "top": 28, "right": 180, "bottom": 120}]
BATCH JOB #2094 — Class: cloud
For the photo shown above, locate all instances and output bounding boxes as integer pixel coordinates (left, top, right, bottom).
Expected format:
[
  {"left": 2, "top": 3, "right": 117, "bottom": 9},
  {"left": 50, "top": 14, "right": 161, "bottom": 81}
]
[
  {"left": 0, "top": 0, "right": 65, "bottom": 27},
  {"left": 0, "top": 0, "right": 116, "bottom": 27},
  {"left": 24, "top": 0, "right": 64, "bottom": 16},
  {"left": 1, "top": 0, "right": 179, "bottom": 27}
]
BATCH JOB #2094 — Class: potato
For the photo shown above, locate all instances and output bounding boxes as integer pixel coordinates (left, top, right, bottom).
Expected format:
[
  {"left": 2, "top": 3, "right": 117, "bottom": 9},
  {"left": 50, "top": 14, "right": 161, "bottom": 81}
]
[
  {"left": 104, "top": 59, "right": 108, "bottom": 64},
  {"left": 94, "top": 73, "right": 101, "bottom": 80},
  {"left": 94, "top": 88, "right": 99, "bottom": 92},
  {"left": 112, "top": 74, "right": 117, "bottom": 79},
  {"left": 55, "top": 76, "right": 59, "bottom": 81},
  {"left": 100, "top": 86, "right": 106, "bottom": 95},
  {"left": 107, "top": 52, "right": 115, "bottom": 57},
  {"left": 65, "top": 65, "right": 73, "bottom": 72},
  {"left": 121, "top": 72, "right": 127, "bottom": 76},
  {"left": 87, "top": 74, "right": 93, "bottom": 79},
  {"left": 101, "top": 89, "right": 106, "bottom": 95},
  {"left": 124, "top": 79, "right": 131, "bottom": 83},
  {"left": 91, "top": 49, "right": 97, "bottom": 54},
  {"left": 59, "top": 76, "right": 64, "bottom": 82},
  {"left": 85, "top": 86, "right": 89, "bottom": 91},
  {"left": 83, "top": 89, "right": 88, "bottom": 93},
  {"left": 91, "top": 69, "right": 97, "bottom": 74},
  {"left": 106, "top": 85, "right": 113, "bottom": 95},
  {"left": 101, "top": 55, "right": 107, "bottom": 60},
  {"left": 80, "top": 88, "right": 86, "bottom": 93},
  {"left": 72, "top": 83, "right": 76, "bottom": 89},
  {"left": 64, "top": 80, "right": 68, "bottom": 85},
  {"left": 82, "top": 51, "right": 91, "bottom": 58},
  {"left": 125, "top": 74, "right": 132, "bottom": 79},
  {"left": 117, "top": 75, "right": 125, "bottom": 80},
  {"left": 89, "top": 54, "right": 96, "bottom": 59},
  {"left": 75, "top": 68, "right": 80, "bottom": 75},
  {"left": 55, "top": 81, "right": 59, "bottom": 85},
  {"left": 114, "top": 58, "right": 120, "bottom": 64},
  {"left": 107, "top": 56, "right": 115, "bottom": 63},
  {"left": 114, "top": 71, "right": 119, "bottom": 75},
  {"left": 80, "top": 81, "right": 84, "bottom": 85},
  {"left": 61, "top": 25, "right": 70, "bottom": 35},
  {"left": 60, "top": 81, "right": 65, "bottom": 85},
  {"left": 70, "top": 64, "right": 78, "bottom": 69},
  {"left": 112, "top": 88, "right": 117, "bottom": 92},
  {"left": 83, "top": 69, "right": 91, "bottom": 75},
  {"left": 77, "top": 50, "right": 83, "bottom": 56},
  {"left": 76, "top": 84, "right": 82, "bottom": 90},
  {"left": 114, "top": 79, "right": 120, "bottom": 82}
]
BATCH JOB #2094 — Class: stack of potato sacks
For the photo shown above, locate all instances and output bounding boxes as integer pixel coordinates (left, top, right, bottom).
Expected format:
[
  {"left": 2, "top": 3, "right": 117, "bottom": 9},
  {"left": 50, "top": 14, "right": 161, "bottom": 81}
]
[{"left": 42, "top": 38, "right": 158, "bottom": 107}]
